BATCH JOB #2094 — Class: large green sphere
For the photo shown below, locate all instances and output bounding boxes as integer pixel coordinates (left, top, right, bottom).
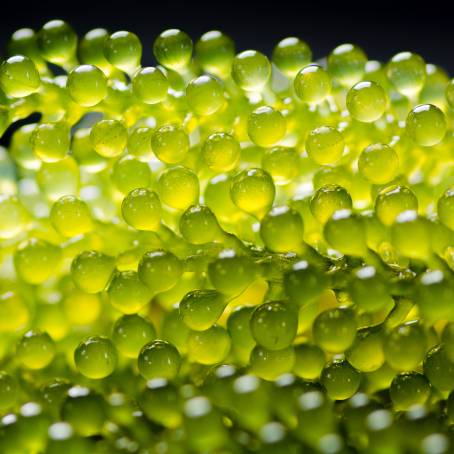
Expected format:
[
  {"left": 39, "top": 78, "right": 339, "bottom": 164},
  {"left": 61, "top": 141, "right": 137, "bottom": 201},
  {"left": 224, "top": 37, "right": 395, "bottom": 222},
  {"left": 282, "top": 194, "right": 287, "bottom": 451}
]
[
  {"left": 0, "top": 55, "right": 40, "bottom": 97},
  {"left": 74, "top": 336, "right": 118, "bottom": 379},
  {"left": 138, "top": 340, "right": 181, "bottom": 380}
]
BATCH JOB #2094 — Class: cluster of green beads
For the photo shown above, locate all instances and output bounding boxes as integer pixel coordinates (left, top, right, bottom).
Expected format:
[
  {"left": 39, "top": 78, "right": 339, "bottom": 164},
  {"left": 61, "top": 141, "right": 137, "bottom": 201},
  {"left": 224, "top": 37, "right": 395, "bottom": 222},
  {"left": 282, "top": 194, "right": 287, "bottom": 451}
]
[{"left": 0, "top": 19, "right": 454, "bottom": 453}]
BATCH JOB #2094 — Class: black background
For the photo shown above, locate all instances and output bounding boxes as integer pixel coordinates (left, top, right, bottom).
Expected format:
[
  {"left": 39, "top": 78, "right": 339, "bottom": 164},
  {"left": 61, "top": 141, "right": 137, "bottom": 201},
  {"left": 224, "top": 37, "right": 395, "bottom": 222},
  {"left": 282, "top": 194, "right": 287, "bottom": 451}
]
[{"left": 0, "top": 1, "right": 453, "bottom": 74}]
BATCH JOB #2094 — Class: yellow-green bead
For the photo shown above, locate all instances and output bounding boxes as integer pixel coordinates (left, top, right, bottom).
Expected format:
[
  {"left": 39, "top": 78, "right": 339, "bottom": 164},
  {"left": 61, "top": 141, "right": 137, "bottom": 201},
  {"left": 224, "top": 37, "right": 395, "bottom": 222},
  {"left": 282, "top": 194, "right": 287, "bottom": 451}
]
[
  {"left": 230, "top": 168, "right": 275, "bottom": 218},
  {"left": 31, "top": 122, "right": 70, "bottom": 163},
  {"left": 247, "top": 106, "right": 286, "bottom": 148},
  {"left": 260, "top": 206, "right": 304, "bottom": 253},
  {"left": 321, "top": 359, "right": 361, "bottom": 400},
  {"left": 386, "top": 52, "right": 426, "bottom": 97},
  {"left": 74, "top": 336, "right": 118, "bottom": 379},
  {"left": 249, "top": 345, "right": 295, "bottom": 381},
  {"left": 272, "top": 37, "right": 312, "bottom": 78},
  {"left": 79, "top": 28, "right": 111, "bottom": 74},
  {"left": 112, "top": 155, "right": 151, "bottom": 195},
  {"left": 0, "top": 195, "right": 29, "bottom": 239},
  {"left": 406, "top": 104, "right": 447, "bottom": 147},
  {"left": 310, "top": 184, "right": 352, "bottom": 224},
  {"left": 121, "top": 188, "right": 161, "bottom": 231},
  {"left": 14, "top": 238, "right": 61, "bottom": 284},
  {"left": 138, "top": 340, "right": 181, "bottom": 380},
  {"left": 346, "top": 327, "right": 385, "bottom": 372},
  {"left": 0, "top": 55, "right": 40, "bottom": 97},
  {"left": 186, "top": 74, "right": 224, "bottom": 116},
  {"left": 153, "top": 29, "right": 193, "bottom": 71},
  {"left": 346, "top": 81, "right": 387, "bottom": 123},
  {"left": 108, "top": 270, "right": 151, "bottom": 314},
  {"left": 50, "top": 195, "right": 93, "bottom": 237},
  {"left": 305, "top": 126, "right": 344, "bottom": 165},
  {"left": 104, "top": 31, "right": 142, "bottom": 74},
  {"left": 294, "top": 64, "right": 331, "bottom": 104},
  {"left": 293, "top": 344, "right": 326, "bottom": 380},
  {"left": 261, "top": 146, "right": 299, "bottom": 185},
  {"left": 157, "top": 166, "right": 199, "bottom": 211},
  {"left": 16, "top": 330, "right": 55, "bottom": 370},
  {"left": 66, "top": 64, "right": 107, "bottom": 107},
  {"left": 358, "top": 143, "right": 399, "bottom": 185},
  {"left": 202, "top": 132, "right": 240, "bottom": 172},
  {"left": 187, "top": 325, "right": 231, "bottom": 365},
  {"left": 151, "top": 124, "right": 189, "bottom": 164},
  {"left": 179, "top": 205, "right": 221, "bottom": 244},
  {"left": 327, "top": 43, "right": 367, "bottom": 87},
  {"left": 375, "top": 185, "right": 418, "bottom": 226},
  {"left": 231, "top": 50, "right": 271, "bottom": 91},
  {"left": 127, "top": 126, "right": 154, "bottom": 161},
  {"left": 438, "top": 188, "right": 454, "bottom": 230},
  {"left": 389, "top": 372, "right": 430, "bottom": 411},
  {"left": 132, "top": 66, "right": 168, "bottom": 104},
  {"left": 90, "top": 119, "right": 128, "bottom": 158},
  {"left": 194, "top": 30, "right": 235, "bottom": 78},
  {"left": 37, "top": 19, "right": 77, "bottom": 65}
]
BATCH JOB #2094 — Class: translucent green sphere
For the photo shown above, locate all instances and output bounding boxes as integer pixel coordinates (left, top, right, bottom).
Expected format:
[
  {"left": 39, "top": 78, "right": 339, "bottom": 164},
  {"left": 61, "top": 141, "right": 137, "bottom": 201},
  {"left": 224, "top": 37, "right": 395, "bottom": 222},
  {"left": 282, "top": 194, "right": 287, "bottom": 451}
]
[
  {"left": 186, "top": 75, "right": 224, "bottom": 116},
  {"left": 67, "top": 64, "right": 107, "bottom": 107},
  {"left": 158, "top": 166, "right": 199, "bottom": 210},
  {"left": 74, "top": 336, "right": 118, "bottom": 379},
  {"left": 31, "top": 122, "right": 70, "bottom": 163},
  {"left": 386, "top": 52, "right": 426, "bottom": 97},
  {"left": 16, "top": 330, "right": 55, "bottom": 370},
  {"left": 179, "top": 205, "right": 221, "bottom": 244},
  {"left": 321, "top": 360, "right": 361, "bottom": 400},
  {"left": 230, "top": 168, "right": 275, "bottom": 218},
  {"left": 293, "top": 344, "right": 326, "bottom": 380},
  {"left": 261, "top": 146, "right": 300, "bottom": 185},
  {"left": 187, "top": 325, "right": 231, "bottom": 365},
  {"left": 305, "top": 126, "right": 345, "bottom": 165},
  {"left": 90, "top": 119, "right": 128, "bottom": 158},
  {"left": 50, "top": 195, "right": 93, "bottom": 237},
  {"left": 0, "top": 195, "right": 29, "bottom": 239},
  {"left": 153, "top": 29, "right": 193, "bottom": 71},
  {"left": 0, "top": 55, "right": 40, "bottom": 97},
  {"left": 37, "top": 19, "right": 77, "bottom": 65},
  {"left": 375, "top": 185, "right": 418, "bottom": 226},
  {"left": 310, "top": 184, "right": 352, "bottom": 224},
  {"left": 121, "top": 188, "right": 162, "bottom": 231},
  {"left": 389, "top": 372, "right": 430, "bottom": 411},
  {"left": 346, "top": 81, "right": 387, "bottom": 122},
  {"left": 231, "top": 50, "right": 271, "bottom": 91},
  {"left": 151, "top": 124, "right": 189, "bottom": 164},
  {"left": 250, "top": 301, "right": 297, "bottom": 351},
  {"left": 112, "top": 155, "right": 151, "bottom": 195},
  {"left": 104, "top": 31, "right": 142, "bottom": 74},
  {"left": 202, "top": 132, "right": 240, "bottom": 172},
  {"left": 327, "top": 43, "right": 367, "bottom": 87},
  {"left": 272, "top": 37, "right": 312, "bottom": 78},
  {"left": 358, "top": 143, "right": 399, "bottom": 185},
  {"left": 132, "top": 66, "right": 169, "bottom": 104},
  {"left": 406, "top": 104, "right": 447, "bottom": 147},
  {"left": 249, "top": 345, "right": 295, "bottom": 381},
  {"left": 71, "top": 250, "right": 115, "bottom": 293},
  {"left": 108, "top": 270, "right": 151, "bottom": 314},
  {"left": 294, "top": 64, "right": 331, "bottom": 104},
  {"left": 138, "top": 340, "right": 181, "bottom": 380},
  {"left": 247, "top": 106, "right": 287, "bottom": 147}
]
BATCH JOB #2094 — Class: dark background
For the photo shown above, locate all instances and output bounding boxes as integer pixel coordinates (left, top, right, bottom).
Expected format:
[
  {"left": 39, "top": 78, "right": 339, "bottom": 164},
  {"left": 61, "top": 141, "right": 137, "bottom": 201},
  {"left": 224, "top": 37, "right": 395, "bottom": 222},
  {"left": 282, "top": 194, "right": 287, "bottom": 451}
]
[{"left": 0, "top": 1, "right": 453, "bottom": 74}]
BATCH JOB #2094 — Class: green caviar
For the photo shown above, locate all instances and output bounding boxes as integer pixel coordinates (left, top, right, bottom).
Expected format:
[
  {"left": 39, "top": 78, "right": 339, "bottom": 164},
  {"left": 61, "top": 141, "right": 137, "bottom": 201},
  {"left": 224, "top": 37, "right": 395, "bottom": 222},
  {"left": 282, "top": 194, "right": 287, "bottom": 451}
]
[
  {"left": 260, "top": 206, "right": 304, "bottom": 253},
  {"left": 14, "top": 238, "right": 61, "bottom": 284},
  {"left": 261, "top": 146, "right": 299, "bottom": 185},
  {"left": 79, "top": 28, "right": 111, "bottom": 73},
  {"left": 375, "top": 185, "right": 418, "bottom": 226},
  {"left": 112, "top": 314, "right": 156, "bottom": 358},
  {"left": 16, "top": 330, "right": 55, "bottom": 369},
  {"left": 151, "top": 124, "right": 189, "bottom": 164},
  {"left": 187, "top": 325, "right": 231, "bottom": 365},
  {"left": 293, "top": 344, "right": 326, "bottom": 380},
  {"left": 158, "top": 166, "right": 199, "bottom": 210},
  {"left": 358, "top": 143, "right": 399, "bottom": 185},
  {"left": 0, "top": 55, "right": 40, "bottom": 97},
  {"left": 272, "top": 37, "right": 312, "bottom": 78},
  {"left": 74, "top": 336, "right": 118, "bottom": 379},
  {"left": 138, "top": 249, "right": 183, "bottom": 294},
  {"left": 313, "top": 308, "right": 357, "bottom": 353},
  {"left": 132, "top": 66, "right": 168, "bottom": 104},
  {"left": 108, "top": 270, "right": 151, "bottom": 313},
  {"left": 250, "top": 301, "right": 297, "bottom": 350},
  {"left": 249, "top": 345, "right": 295, "bottom": 381},
  {"left": 202, "top": 132, "right": 240, "bottom": 172},
  {"left": 294, "top": 64, "right": 331, "bottom": 104},
  {"left": 37, "top": 19, "right": 77, "bottom": 65},
  {"left": 50, "top": 195, "right": 93, "bottom": 237},
  {"left": 121, "top": 188, "right": 162, "bottom": 231},
  {"left": 138, "top": 340, "right": 181, "bottom": 380},
  {"left": 305, "top": 126, "right": 345, "bottom": 165},
  {"left": 195, "top": 30, "right": 235, "bottom": 77},
  {"left": 227, "top": 306, "right": 256, "bottom": 365},
  {"left": 179, "top": 204, "right": 222, "bottom": 244},
  {"left": 90, "top": 119, "right": 128, "bottom": 158},
  {"left": 232, "top": 50, "right": 271, "bottom": 91},
  {"left": 31, "top": 122, "right": 70, "bottom": 162},
  {"left": 321, "top": 360, "right": 361, "bottom": 400},
  {"left": 104, "top": 31, "right": 142, "bottom": 74},
  {"left": 67, "top": 64, "right": 107, "bottom": 106},
  {"left": 386, "top": 51, "right": 426, "bottom": 97},
  {"left": 112, "top": 155, "right": 151, "bottom": 194},
  {"left": 153, "top": 29, "right": 193, "bottom": 71},
  {"left": 346, "top": 327, "right": 384, "bottom": 372},
  {"left": 186, "top": 74, "right": 224, "bottom": 116},
  {"left": 310, "top": 184, "right": 352, "bottom": 224},
  {"left": 406, "top": 104, "right": 447, "bottom": 146},
  {"left": 327, "top": 43, "right": 367, "bottom": 87},
  {"left": 247, "top": 106, "right": 286, "bottom": 147},
  {"left": 71, "top": 250, "right": 115, "bottom": 293},
  {"left": 389, "top": 372, "right": 431, "bottom": 410},
  {"left": 346, "top": 81, "right": 387, "bottom": 122},
  {"left": 230, "top": 168, "right": 275, "bottom": 218}
]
